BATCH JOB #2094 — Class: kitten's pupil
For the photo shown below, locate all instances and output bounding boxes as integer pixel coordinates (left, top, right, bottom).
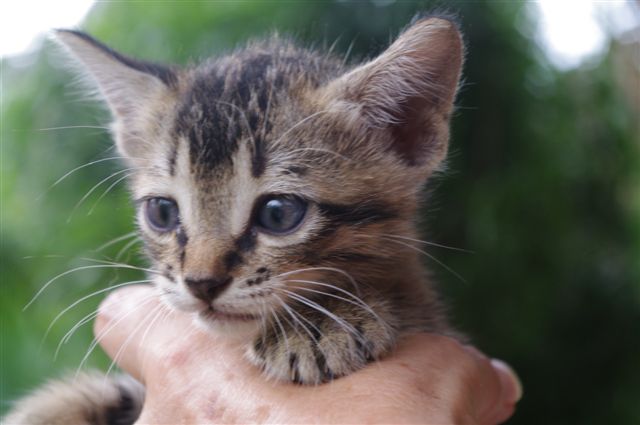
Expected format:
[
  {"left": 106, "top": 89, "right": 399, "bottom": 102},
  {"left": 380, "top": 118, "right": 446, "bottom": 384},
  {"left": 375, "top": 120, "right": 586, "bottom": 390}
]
[
  {"left": 257, "top": 196, "right": 306, "bottom": 234},
  {"left": 145, "top": 197, "right": 179, "bottom": 232}
]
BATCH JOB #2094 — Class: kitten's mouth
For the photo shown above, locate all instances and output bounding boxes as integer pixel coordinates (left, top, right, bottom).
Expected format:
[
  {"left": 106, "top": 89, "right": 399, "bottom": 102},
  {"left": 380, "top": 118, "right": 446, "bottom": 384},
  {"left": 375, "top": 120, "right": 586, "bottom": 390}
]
[{"left": 198, "top": 306, "right": 258, "bottom": 322}]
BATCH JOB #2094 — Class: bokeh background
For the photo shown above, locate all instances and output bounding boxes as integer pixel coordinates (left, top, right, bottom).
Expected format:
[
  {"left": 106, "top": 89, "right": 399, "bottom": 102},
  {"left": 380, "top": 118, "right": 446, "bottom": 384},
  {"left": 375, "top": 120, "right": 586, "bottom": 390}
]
[{"left": 2, "top": 1, "right": 639, "bottom": 423}]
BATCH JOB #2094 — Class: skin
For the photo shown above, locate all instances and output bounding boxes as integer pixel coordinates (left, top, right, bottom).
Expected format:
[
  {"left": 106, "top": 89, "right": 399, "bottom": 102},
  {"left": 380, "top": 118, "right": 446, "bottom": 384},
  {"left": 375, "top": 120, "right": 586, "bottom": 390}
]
[{"left": 96, "top": 286, "right": 522, "bottom": 424}]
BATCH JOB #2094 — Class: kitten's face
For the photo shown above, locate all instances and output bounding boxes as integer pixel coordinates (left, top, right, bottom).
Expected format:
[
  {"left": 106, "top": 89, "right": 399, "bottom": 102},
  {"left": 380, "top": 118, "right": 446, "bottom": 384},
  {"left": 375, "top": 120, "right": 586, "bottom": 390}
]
[
  {"left": 129, "top": 59, "right": 415, "bottom": 333},
  {"left": 56, "top": 18, "right": 463, "bottom": 334}
]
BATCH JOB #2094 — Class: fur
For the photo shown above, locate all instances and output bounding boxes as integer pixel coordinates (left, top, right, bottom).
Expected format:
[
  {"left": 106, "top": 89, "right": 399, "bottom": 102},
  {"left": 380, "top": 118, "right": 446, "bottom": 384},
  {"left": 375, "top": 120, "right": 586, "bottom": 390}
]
[{"left": 6, "top": 17, "right": 464, "bottom": 423}]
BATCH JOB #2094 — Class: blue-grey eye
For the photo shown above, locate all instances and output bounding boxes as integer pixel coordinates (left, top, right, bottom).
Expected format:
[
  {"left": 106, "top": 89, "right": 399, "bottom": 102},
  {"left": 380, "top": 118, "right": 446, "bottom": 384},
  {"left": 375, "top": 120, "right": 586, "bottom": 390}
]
[
  {"left": 256, "top": 195, "right": 307, "bottom": 234},
  {"left": 145, "top": 197, "right": 179, "bottom": 232}
]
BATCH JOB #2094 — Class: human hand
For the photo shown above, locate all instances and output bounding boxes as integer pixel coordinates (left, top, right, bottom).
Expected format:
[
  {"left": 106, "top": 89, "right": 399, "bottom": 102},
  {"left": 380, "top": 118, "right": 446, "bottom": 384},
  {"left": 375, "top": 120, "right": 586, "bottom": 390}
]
[{"left": 96, "top": 286, "right": 521, "bottom": 424}]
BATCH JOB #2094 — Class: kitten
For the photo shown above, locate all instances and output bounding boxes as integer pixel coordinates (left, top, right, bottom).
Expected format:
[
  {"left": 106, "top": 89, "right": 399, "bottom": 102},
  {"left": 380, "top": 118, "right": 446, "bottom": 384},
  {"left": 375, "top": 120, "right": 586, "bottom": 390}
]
[{"left": 6, "top": 16, "right": 464, "bottom": 424}]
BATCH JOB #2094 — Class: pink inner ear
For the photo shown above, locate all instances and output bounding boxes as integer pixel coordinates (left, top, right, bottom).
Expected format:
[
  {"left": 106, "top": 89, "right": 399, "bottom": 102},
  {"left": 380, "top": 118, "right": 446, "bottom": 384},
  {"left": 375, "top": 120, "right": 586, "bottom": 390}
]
[
  {"left": 389, "top": 96, "right": 438, "bottom": 166},
  {"left": 351, "top": 18, "right": 463, "bottom": 168}
]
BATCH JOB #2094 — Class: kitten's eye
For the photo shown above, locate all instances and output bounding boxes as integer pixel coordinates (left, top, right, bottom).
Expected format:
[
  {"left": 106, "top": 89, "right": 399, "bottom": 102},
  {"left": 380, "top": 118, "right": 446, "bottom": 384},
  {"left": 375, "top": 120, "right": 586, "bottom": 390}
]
[
  {"left": 145, "top": 197, "right": 180, "bottom": 232},
  {"left": 256, "top": 195, "right": 307, "bottom": 234}
]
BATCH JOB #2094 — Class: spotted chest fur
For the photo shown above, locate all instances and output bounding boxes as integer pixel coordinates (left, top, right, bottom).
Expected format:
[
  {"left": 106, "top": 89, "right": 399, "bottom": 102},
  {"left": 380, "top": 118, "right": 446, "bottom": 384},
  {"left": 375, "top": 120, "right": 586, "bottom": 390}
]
[{"left": 6, "top": 15, "right": 464, "bottom": 425}]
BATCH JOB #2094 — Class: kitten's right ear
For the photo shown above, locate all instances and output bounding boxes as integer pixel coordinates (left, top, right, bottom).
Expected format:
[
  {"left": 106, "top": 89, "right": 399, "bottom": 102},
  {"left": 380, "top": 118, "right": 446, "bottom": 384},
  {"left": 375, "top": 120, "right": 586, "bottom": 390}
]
[
  {"left": 54, "top": 30, "right": 178, "bottom": 158},
  {"left": 320, "top": 17, "right": 463, "bottom": 175}
]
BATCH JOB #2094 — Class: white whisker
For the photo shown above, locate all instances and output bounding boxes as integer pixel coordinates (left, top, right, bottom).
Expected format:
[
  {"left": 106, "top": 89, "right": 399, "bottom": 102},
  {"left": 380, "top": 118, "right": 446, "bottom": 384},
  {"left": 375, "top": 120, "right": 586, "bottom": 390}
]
[
  {"left": 271, "top": 110, "right": 331, "bottom": 147},
  {"left": 86, "top": 172, "right": 136, "bottom": 215},
  {"left": 104, "top": 304, "right": 165, "bottom": 384},
  {"left": 115, "top": 238, "right": 142, "bottom": 262},
  {"left": 42, "top": 279, "right": 153, "bottom": 346},
  {"left": 278, "top": 289, "right": 359, "bottom": 339},
  {"left": 272, "top": 294, "right": 320, "bottom": 343},
  {"left": 55, "top": 309, "right": 100, "bottom": 359},
  {"left": 73, "top": 257, "right": 160, "bottom": 275},
  {"left": 285, "top": 279, "right": 383, "bottom": 324},
  {"left": 36, "top": 156, "right": 126, "bottom": 201},
  {"left": 380, "top": 233, "right": 473, "bottom": 253},
  {"left": 94, "top": 232, "right": 137, "bottom": 252},
  {"left": 28, "top": 125, "right": 110, "bottom": 132},
  {"left": 75, "top": 294, "right": 158, "bottom": 378},
  {"left": 274, "top": 267, "right": 360, "bottom": 296},
  {"left": 24, "top": 262, "right": 160, "bottom": 310},
  {"left": 380, "top": 236, "right": 467, "bottom": 284},
  {"left": 67, "top": 167, "right": 146, "bottom": 223},
  {"left": 270, "top": 307, "right": 290, "bottom": 358}
]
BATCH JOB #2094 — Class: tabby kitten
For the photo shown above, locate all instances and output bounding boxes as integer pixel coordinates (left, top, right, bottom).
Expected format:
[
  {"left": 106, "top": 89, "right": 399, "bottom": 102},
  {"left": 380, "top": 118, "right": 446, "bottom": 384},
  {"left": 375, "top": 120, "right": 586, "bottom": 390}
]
[{"left": 6, "top": 16, "right": 464, "bottom": 424}]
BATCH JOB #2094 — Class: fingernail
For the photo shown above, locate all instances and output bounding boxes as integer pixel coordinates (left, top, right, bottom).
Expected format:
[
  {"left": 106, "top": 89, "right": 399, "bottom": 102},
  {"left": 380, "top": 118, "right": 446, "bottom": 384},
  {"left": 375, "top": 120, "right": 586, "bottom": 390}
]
[{"left": 491, "top": 359, "right": 523, "bottom": 403}]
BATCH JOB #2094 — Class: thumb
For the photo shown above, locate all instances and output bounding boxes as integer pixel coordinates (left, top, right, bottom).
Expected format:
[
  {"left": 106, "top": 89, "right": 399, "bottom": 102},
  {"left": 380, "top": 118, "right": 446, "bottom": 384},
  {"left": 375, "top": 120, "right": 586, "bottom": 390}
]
[
  {"left": 94, "top": 285, "right": 173, "bottom": 382},
  {"left": 471, "top": 350, "right": 522, "bottom": 425},
  {"left": 485, "top": 359, "right": 523, "bottom": 424}
]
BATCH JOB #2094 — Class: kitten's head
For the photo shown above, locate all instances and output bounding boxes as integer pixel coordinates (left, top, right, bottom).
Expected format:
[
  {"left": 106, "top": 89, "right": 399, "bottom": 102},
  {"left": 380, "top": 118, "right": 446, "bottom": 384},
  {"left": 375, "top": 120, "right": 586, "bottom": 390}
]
[{"left": 56, "top": 17, "right": 463, "bottom": 333}]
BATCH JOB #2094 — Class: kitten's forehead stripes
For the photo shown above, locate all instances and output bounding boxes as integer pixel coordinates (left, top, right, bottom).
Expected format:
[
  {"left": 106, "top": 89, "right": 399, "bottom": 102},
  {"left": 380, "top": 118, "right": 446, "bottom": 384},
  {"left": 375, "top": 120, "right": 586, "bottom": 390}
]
[
  {"left": 175, "top": 54, "right": 280, "bottom": 177},
  {"left": 174, "top": 45, "right": 342, "bottom": 178},
  {"left": 168, "top": 143, "right": 178, "bottom": 177}
]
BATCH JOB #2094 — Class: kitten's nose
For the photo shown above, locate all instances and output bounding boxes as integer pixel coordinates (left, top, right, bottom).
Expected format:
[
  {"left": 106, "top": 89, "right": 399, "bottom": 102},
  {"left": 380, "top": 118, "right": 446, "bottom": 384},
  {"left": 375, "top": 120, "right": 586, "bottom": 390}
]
[{"left": 184, "top": 276, "right": 232, "bottom": 302}]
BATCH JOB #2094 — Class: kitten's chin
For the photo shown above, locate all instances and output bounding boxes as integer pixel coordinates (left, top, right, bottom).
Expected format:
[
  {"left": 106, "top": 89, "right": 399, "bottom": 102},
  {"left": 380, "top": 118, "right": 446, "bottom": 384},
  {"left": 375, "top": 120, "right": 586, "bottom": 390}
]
[{"left": 193, "top": 308, "right": 261, "bottom": 338}]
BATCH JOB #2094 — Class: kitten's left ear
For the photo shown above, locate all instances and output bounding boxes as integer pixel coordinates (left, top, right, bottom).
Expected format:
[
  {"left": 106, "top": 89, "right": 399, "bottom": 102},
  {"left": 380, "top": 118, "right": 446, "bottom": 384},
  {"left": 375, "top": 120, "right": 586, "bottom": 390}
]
[
  {"left": 323, "top": 17, "right": 464, "bottom": 172},
  {"left": 54, "top": 30, "right": 177, "bottom": 158},
  {"left": 54, "top": 30, "right": 177, "bottom": 117}
]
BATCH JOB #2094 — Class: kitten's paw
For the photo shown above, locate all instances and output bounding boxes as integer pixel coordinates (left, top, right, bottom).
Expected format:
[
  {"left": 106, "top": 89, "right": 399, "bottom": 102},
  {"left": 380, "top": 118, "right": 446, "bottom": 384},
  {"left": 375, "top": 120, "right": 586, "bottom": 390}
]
[{"left": 247, "top": 308, "right": 395, "bottom": 384}]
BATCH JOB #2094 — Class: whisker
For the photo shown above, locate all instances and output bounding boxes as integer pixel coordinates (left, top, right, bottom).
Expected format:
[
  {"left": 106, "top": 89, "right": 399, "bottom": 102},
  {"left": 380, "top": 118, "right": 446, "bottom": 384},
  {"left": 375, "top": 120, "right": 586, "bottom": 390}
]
[
  {"left": 140, "top": 307, "right": 173, "bottom": 374},
  {"left": 278, "top": 289, "right": 359, "bottom": 339},
  {"left": 67, "top": 167, "right": 146, "bottom": 223},
  {"left": 379, "top": 233, "right": 473, "bottom": 253},
  {"left": 74, "top": 257, "right": 160, "bottom": 275},
  {"left": 284, "top": 279, "right": 383, "bottom": 324},
  {"left": 42, "top": 279, "right": 153, "bottom": 346},
  {"left": 270, "top": 307, "right": 290, "bottom": 359},
  {"left": 255, "top": 302, "right": 269, "bottom": 361},
  {"left": 272, "top": 294, "right": 321, "bottom": 344},
  {"left": 86, "top": 172, "right": 136, "bottom": 216},
  {"left": 75, "top": 294, "right": 158, "bottom": 378},
  {"left": 22, "top": 254, "right": 68, "bottom": 260},
  {"left": 272, "top": 301, "right": 306, "bottom": 344},
  {"left": 98, "top": 307, "right": 161, "bottom": 405},
  {"left": 36, "top": 156, "right": 126, "bottom": 201},
  {"left": 273, "top": 267, "right": 361, "bottom": 297},
  {"left": 94, "top": 232, "right": 137, "bottom": 253},
  {"left": 27, "top": 125, "right": 110, "bottom": 132},
  {"left": 115, "top": 238, "right": 142, "bottom": 262},
  {"left": 380, "top": 236, "right": 467, "bottom": 284},
  {"left": 55, "top": 309, "right": 100, "bottom": 359},
  {"left": 24, "top": 262, "right": 160, "bottom": 310},
  {"left": 271, "top": 110, "right": 331, "bottom": 148},
  {"left": 104, "top": 304, "right": 165, "bottom": 384}
]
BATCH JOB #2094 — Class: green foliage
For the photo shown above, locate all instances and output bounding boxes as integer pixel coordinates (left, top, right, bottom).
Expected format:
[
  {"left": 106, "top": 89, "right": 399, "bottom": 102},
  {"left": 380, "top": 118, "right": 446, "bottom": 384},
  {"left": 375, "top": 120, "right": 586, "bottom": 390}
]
[{"left": 2, "top": 1, "right": 638, "bottom": 423}]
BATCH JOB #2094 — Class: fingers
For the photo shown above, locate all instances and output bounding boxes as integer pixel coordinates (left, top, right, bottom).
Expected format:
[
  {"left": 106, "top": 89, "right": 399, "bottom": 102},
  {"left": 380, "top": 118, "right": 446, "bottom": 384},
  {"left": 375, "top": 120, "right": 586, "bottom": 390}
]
[
  {"left": 485, "top": 359, "right": 522, "bottom": 424},
  {"left": 95, "top": 289, "right": 522, "bottom": 425},
  {"left": 463, "top": 347, "right": 522, "bottom": 425},
  {"left": 94, "top": 285, "right": 167, "bottom": 382},
  {"left": 393, "top": 335, "right": 521, "bottom": 425}
]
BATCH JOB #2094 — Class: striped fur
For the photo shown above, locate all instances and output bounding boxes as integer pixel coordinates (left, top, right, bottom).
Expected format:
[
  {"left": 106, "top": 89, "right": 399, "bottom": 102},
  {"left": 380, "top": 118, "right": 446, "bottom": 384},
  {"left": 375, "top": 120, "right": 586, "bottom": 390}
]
[{"left": 7, "top": 17, "right": 464, "bottom": 423}]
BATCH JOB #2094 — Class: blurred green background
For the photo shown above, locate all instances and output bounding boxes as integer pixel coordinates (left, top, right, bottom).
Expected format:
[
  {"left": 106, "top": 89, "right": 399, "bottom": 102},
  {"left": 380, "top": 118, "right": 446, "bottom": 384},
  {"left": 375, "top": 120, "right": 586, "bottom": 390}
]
[{"left": 1, "top": 1, "right": 639, "bottom": 423}]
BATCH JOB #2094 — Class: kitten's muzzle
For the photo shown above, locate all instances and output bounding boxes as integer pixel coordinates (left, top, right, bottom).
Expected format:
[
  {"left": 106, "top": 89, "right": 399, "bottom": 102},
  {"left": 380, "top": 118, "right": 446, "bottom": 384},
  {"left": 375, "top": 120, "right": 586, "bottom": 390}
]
[{"left": 184, "top": 276, "right": 233, "bottom": 302}]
